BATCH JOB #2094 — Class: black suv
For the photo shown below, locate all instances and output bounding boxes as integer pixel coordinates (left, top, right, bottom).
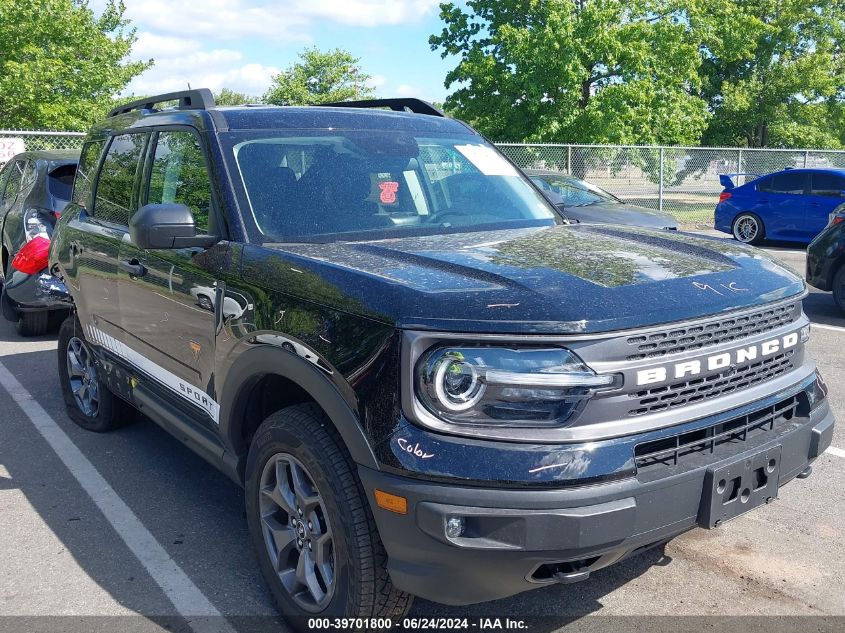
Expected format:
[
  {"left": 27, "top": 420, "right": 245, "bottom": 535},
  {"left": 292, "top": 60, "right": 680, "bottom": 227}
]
[
  {"left": 807, "top": 208, "right": 845, "bottom": 313},
  {"left": 51, "top": 89, "right": 834, "bottom": 626}
]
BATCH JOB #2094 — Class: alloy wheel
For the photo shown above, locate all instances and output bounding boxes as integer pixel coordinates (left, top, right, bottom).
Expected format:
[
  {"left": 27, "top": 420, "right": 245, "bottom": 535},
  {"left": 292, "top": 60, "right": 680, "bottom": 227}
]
[
  {"left": 258, "top": 452, "right": 336, "bottom": 612},
  {"left": 66, "top": 336, "right": 99, "bottom": 417},
  {"left": 734, "top": 216, "right": 759, "bottom": 243}
]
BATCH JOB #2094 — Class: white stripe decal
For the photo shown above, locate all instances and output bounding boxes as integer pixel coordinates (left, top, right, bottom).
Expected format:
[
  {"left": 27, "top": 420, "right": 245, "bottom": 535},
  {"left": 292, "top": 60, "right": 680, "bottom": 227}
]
[{"left": 88, "top": 324, "right": 220, "bottom": 423}]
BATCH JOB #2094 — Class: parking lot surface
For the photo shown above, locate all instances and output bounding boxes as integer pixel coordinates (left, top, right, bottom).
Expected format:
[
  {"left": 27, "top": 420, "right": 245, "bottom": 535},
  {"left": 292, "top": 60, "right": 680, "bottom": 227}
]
[{"left": 0, "top": 241, "right": 843, "bottom": 631}]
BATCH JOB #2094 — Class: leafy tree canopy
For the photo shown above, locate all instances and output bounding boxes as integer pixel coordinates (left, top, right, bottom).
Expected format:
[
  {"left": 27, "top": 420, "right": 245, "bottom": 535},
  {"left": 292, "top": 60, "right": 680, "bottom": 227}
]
[
  {"left": 263, "top": 47, "right": 374, "bottom": 106},
  {"left": 0, "top": 0, "right": 150, "bottom": 130},
  {"left": 213, "top": 88, "right": 258, "bottom": 106},
  {"left": 430, "top": 0, "right": 709, "bottom": 145},
  {"left": 690, "top": 0, "right": 845, "bottom": 148}
]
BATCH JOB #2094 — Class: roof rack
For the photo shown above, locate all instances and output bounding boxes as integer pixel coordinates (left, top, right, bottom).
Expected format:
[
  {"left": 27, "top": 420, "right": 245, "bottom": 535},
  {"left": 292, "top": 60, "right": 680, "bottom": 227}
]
[
  {"left": 321, "top": 98, "right": 445, "bottom": 117},
  {"left": 108, "top": 89, "right": 216, "bottom": 118}
]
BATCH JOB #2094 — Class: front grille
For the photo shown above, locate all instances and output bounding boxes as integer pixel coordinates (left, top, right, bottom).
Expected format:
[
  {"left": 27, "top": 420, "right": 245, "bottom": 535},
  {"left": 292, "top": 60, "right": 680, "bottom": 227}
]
[
  {"left": 629, "top": 351, "right": 795, "bottom": 416},
  {"left": 634, "top": 395, "right": 801, "bottom": 474},
  {"left": 626, "top": 303, "right": 797, "bottom": 361}
]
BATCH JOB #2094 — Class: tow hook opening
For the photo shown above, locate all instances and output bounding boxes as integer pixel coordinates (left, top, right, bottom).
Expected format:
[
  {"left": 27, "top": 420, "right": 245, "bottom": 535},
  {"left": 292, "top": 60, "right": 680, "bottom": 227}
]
[{"left": 530, "top": 557, "right": 599, "bottom": 585}]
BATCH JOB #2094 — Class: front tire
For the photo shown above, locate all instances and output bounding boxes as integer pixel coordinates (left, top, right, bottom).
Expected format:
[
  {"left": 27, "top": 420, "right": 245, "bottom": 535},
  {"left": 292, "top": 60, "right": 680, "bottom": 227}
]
[
  {"left": 245, "top": 404, "right": 412, "bottom": 630},
  {"left": 833, "top": 266, "right": 845, "bottom": 314},
  {"left": 58, "top": 314, "right": 132, "bottom": 432},
  {"left": 732, "top": 212, "right": 765, "bottom": 245}
]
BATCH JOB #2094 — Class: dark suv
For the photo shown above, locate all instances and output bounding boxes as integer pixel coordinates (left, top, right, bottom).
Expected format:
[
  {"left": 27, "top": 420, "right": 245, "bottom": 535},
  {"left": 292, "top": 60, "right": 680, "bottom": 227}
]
[{"left": 51, "top": 89, "right": 834, "bottom": 626}]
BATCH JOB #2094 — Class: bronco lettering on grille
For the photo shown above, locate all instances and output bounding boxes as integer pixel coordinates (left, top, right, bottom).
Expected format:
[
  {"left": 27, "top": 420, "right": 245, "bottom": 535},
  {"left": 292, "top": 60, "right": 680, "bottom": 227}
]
[{"left": 636, "top": 332, "right": 799, "bottom": 386}]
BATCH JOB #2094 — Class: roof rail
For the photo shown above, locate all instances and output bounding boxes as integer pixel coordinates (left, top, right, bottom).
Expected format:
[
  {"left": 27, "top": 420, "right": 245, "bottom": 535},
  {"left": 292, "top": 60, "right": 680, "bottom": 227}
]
[
  {"left": 321, "top": 98, "right": 445, "bottom": 117},
  {"left": 108, "top": 89, "right": 216, "bottom": 118}
]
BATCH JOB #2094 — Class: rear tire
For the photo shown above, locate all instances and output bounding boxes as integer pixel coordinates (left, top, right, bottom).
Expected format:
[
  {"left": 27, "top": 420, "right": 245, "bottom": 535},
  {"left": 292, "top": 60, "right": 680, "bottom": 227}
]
[
  {"left": 16, "top": 310, "right": 49, "bottom": 337},
  {"left": 833, "top": 266, "right": 845, "bottom": 314},
  {"left": 732, "top": 213, "right": 765, "bottom": 245},
  {"left": 58, "top": 314, "right": 133, "bottom": 432},
  {"left": 245, "top": 403, "right": 412, "bottom": 630}
]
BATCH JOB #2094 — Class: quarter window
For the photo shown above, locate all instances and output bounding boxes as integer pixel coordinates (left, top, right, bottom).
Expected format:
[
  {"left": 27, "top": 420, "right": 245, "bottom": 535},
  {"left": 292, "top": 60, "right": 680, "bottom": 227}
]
[
  {"left": 94, "top": 134, "right": 147, "bottom": 225},
  {"left": 2, "top": 160, "right": 25, "bottom": 203},
  {"left": 810, "top": 172, "right": 845, "bottom": 198},
  {"left": 147, "top": 131, "right": 212, "bottom": 232},
  {"left": 73, "top": 140, "right": 105, "bottom": 209}
]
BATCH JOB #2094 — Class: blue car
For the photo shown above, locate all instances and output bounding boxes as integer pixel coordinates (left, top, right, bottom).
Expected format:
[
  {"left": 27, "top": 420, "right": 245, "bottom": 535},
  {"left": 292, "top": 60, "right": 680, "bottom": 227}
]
[{"left": 714, "top": 168, "right": 845, "bottom": 245}]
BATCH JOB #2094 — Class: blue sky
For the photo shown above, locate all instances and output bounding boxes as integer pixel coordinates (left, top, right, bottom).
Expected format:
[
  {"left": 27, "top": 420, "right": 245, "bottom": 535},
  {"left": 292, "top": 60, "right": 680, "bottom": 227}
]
[{"left": 93, "top": 0, "right": 461, "bottom": 102}]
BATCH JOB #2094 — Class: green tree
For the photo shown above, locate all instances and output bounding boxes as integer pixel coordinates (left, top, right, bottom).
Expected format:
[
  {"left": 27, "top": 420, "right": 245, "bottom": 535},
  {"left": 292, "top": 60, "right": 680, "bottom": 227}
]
[
  {"left": 0, "top": 0, "right": 150, "bottom": 130},
  {"left": 430, "top": 0, "right": 709, "bottom": 145},
  {"left": 213, "top": 88, "right": 258, "bottom": 106},
  {"left": 263, "top": 47, "right": 373, "bottom": 106},
  {"left": 690, "top": 0, "right": 845, "bottom": 148}
]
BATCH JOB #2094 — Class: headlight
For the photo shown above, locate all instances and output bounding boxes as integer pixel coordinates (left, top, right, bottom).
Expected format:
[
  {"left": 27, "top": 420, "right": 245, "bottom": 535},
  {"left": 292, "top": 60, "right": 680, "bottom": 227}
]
[
  {"left": 23, "top": 208, "right": 49, "bottom": 242},
  {"left": 415, "top": 346, "right": 617, "bottom": 428}
]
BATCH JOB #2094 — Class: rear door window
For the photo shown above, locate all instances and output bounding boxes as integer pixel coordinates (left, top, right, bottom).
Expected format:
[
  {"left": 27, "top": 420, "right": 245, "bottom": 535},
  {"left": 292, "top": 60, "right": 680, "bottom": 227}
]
[
  {"left": 94, "top": 134, "right": 148, "bottom": 225},
  {"left": 810, "top": 172, "right": 845, "bottom": 198},
  {"left": 759, "top": 172, "right": 807, "bottom": 195}
]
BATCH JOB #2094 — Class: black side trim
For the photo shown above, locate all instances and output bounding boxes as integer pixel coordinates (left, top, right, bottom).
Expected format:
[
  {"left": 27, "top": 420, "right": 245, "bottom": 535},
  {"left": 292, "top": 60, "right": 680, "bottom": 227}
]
[{"left": 218, "top": 345, "right": 380, "bottom": 479}]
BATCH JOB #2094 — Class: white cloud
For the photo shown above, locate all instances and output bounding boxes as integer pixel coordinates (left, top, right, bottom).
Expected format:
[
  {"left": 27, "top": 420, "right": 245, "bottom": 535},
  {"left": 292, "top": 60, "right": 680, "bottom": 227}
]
[
  {"left": 126, "top": 48, "right": 278, "bottom": 97},
  {"left": 395, "top": 84, "right": 426, "bottom": 98},
  {"left": 117, "top": 1, "right": 440, "bottom": 100},
  {"left": 122, "top": 0, "right": 438, "bottom": 41},
  {"left": 367, "top": 74, "right": 388, "bottom": 90},
  {"left": 131, "top": 33, "right": 201, "bottom": 59},
  {"left": 299, "top": 0, "right": 440, "bottom": 27}
]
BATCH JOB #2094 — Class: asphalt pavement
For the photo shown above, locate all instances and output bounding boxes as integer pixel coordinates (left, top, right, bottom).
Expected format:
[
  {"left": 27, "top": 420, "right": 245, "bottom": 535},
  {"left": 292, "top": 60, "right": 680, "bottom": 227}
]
[{"left": 0, "top": 240, "right": 843, "bottom": 632}]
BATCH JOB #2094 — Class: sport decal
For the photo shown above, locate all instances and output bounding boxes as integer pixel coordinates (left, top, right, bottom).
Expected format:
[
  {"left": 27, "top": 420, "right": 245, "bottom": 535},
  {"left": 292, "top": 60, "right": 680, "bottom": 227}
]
[{"left": 86, "top": 325, "right": 220, "bottom": 423}]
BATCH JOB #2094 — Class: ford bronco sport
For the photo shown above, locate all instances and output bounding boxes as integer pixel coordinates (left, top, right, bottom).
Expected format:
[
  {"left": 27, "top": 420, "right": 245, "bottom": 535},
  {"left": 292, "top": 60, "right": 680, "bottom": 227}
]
[{"left": 50, "top": 89, "right": 834, "bottom": 626}]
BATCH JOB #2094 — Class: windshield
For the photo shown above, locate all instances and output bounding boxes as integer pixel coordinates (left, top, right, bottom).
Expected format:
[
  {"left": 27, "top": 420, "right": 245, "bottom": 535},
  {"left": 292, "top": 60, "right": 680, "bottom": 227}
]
[
  {"left": 224, "top": 131, "right": 559, "bottom": 242},
  {"left": 530, "top": 174, "right": 620, "bottom": 207}
]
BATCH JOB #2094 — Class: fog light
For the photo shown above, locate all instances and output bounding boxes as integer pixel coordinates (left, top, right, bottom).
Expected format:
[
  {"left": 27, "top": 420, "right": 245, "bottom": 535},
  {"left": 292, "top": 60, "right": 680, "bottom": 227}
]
[
  {"left": 446, "top": 516, "right": 465, "bottom": 539},
  {"left": 800, "top": 324, "right": 811, "bottom": 343}
]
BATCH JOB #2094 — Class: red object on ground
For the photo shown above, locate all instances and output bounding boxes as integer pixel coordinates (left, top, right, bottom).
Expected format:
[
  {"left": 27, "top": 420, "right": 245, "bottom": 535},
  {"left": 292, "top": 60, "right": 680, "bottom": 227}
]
[
  {"left": 718, "top": 191, "right": 732, "bottom": 203},
  {"left": 11, "top": 236, "right": 51, "bottom": 275}
]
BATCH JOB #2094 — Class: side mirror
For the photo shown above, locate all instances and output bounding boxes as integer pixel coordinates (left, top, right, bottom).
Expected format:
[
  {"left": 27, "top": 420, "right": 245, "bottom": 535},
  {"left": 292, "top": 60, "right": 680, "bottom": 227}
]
[{"left": 129, "top": 204, "right": 217, "bottom": 249}]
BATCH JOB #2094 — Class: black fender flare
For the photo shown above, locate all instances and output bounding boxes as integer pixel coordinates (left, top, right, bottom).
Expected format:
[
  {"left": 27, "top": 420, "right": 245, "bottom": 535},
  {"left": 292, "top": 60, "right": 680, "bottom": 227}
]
[{"left": 218, "top": 344, "right": 380, "bottom": 474}]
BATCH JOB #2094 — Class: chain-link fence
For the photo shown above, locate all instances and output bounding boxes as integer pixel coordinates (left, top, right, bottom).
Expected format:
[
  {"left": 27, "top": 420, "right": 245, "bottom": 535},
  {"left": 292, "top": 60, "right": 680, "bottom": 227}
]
[
  {"left": 0, "top": 130, "right": 86, "bottom": 165},
  {"left": 497, "top": 143, "right": 845, "bottom": 229}
]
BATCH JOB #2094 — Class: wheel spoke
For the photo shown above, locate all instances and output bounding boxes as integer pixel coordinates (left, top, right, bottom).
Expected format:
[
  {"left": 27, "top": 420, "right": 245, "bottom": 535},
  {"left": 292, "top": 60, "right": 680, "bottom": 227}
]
[
  {"left": 262, "top": 515, "right": 297, "bottom": 569},
  {"left": 261, "top": 480, "right": 296, "bottom": 517},
  {"left": 290, "top": 463, "right": 320, "bottom": 512},
  {"left": 67, "top": 352, "right": 85, "bottom": 378},
  {"left": 295, "top": 548, "right": 325, "bottom": 604},
  {"left": 312, "top": 532, "right": 332, "bottom": 569}
]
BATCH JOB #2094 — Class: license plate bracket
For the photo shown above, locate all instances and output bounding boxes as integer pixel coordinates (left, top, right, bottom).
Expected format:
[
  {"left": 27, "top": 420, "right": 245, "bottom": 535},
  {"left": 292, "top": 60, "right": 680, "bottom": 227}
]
[{"left": 699, "top": 445, "right": 781, "bottom": 529}]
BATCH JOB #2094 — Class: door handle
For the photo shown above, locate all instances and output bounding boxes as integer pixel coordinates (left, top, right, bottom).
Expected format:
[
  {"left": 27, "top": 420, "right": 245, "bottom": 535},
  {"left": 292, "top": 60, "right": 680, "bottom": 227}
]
[{"left": 119, "top": 259, "right": 146, "bottom": 277}]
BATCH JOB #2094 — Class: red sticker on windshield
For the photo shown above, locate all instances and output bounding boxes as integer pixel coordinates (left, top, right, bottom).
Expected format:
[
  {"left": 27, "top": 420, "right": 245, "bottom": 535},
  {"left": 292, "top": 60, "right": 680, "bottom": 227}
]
[{"left": 379, "top": 181, "right": 399, "bottom": 204}]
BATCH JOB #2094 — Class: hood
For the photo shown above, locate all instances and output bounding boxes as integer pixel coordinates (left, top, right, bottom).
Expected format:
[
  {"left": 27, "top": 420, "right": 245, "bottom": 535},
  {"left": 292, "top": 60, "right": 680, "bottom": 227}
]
[
  {"left": 561, "top": 203, "right": 678, "bottom": 230},
  {"left": 245, "top": 224, "right": 804, "bottom": 334}
]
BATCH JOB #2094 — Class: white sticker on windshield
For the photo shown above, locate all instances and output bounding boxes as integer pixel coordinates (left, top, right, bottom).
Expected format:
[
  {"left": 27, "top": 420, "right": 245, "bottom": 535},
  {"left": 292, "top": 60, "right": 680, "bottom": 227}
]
[{"left": 455, "top": 144, "right": 519, "bottom": 177}]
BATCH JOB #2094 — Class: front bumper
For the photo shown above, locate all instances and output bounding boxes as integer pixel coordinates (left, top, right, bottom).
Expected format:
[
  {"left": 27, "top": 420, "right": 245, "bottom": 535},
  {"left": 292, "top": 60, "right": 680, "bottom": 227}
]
[{"left": 360, "top": 393, "right": 834, "bottom": 605}]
